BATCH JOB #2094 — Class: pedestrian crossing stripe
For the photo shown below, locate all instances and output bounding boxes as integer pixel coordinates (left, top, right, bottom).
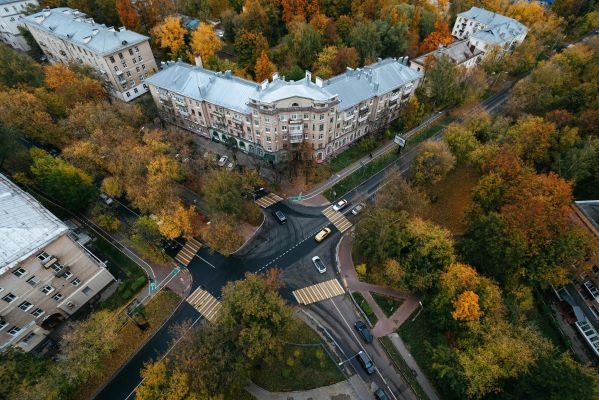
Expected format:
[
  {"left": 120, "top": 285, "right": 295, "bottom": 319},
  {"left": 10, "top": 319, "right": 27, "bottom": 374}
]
[
  {"left": 175, "top": 238, "right": 202, "bottom": 266},
  {"left": 255, "top": 193, "right": 283, "bottom": 208},
  {"left": 293, "top": 278, "right": 345, "bottom": 305},
  {"left": 322, "top": 206, "right": 353, "bottom": 233},
  {"left": 186, "top": 287, "right": 222, "bottom": 322}
]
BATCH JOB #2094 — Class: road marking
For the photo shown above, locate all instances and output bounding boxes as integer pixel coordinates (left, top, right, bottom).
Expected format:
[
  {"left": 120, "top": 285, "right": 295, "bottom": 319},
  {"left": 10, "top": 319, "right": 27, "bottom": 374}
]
[
  {"left": 255, "top": 193, "right": 283, "bottom": 208},
  {"left": 186, "top": 287, "right": 222, "bottom": 322},
  {"left": 175, "top": 238, "right": 202, "bottom": 266},
  {"left": 293, "top": 279, "right": 345, "bottom": 305},
  {"left": 322, "top": 206, "right": 353, "bottom": 233}
]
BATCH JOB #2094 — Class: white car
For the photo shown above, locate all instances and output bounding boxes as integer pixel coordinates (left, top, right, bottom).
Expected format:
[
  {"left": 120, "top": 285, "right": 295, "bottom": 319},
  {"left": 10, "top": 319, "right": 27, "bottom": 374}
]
[
  {"left": 333, "top": 199, "right": 348, "bottom": 212},
  {"left": 312, "top": 256, "right": 327, "bottom": 274},
  {"left": 217, "top": 155, "right": 228, "bottom": 167},
  {"left": 351, "top": 203, "right": 366, "bottom": 215},
  {"left": 226, "top": 161, "right": 235, "bottom": 171},
  {"left": 99, "top": 193, "right": 114, "bottom": 206}
]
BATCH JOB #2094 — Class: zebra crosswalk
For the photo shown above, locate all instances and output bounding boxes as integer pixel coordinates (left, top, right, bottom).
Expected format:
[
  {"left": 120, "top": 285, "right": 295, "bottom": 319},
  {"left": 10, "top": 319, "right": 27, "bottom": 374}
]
[
  {"left": 186, "top": 287, "right": 221, "bottom": 322},
  {"left": 255, "top": 192, "right": 283, "bottom": 208},
  {"left": 322, "top": 206, "right": 353, "bottom": 233},
  {"left": 292, "top": 278, "right": 345, "bottom": 305},
  {"left": 175, "top": 238, "right": 202, "bottom": 266}
]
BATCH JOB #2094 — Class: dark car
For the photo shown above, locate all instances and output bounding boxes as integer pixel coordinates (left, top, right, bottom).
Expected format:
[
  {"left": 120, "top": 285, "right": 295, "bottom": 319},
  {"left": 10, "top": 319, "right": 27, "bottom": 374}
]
[
  {"left": 374, "top": 388, "right": 389, "bottom": 400},
  {"left": 273, "top": 210, "right": 287, "bottom": 224},
  {"left": 354, "top": 320, "right": 373, "bottom": 343},
  {"left": 357, "top": 351, "right": 375, "bottom": 374}
]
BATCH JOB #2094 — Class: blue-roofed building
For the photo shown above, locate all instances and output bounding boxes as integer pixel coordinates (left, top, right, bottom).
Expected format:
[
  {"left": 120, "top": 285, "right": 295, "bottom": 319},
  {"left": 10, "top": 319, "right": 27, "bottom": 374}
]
[
  {"left": 0, "top": 0, "right": 38, "bottom": 51},
  {"left": 145, "top": 58, "right": 422, "bottom": 163},
  {"left": 22, "top": 8, "right": 158, "bottom": 102}
]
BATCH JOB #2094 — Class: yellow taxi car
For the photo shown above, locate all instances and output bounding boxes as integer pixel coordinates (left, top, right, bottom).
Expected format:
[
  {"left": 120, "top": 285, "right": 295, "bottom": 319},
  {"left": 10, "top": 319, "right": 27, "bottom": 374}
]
[{"left": 314, "top": 227, "right": 332, "bottom": 243}]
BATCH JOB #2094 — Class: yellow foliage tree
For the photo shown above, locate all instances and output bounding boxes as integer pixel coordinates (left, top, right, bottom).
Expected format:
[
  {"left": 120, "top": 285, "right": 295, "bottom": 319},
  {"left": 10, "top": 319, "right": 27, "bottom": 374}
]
[
  {"left": 157, "top": 201, "right": 200, "bottom": 239},
  {"left": 151, "top": 16, "right": 186, "bottom": 57},
  {"left": 190, "top": 22, "right": 222, "bottom": 66},
  {"left": 136, "top": 360, "right": 198, "bottom": 400},
  {"left": 101, "top": 176, "right": 122, "bottom": 197},
  {"left": 452, "top": 290, "right": 482, "bottom": 322},
  {"left": 254, "top": 50, "right": 276, "bottom": 82}
]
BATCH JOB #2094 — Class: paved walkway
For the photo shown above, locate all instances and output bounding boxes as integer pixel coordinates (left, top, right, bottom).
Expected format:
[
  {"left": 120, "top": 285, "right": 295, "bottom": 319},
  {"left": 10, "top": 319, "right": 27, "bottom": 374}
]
[{"left": 246, "top": 375, "right": 366, "bottom": 400}]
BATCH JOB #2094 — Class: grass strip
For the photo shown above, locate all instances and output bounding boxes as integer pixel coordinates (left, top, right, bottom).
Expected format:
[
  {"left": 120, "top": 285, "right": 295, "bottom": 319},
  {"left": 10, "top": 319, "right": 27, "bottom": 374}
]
[
  {"left": 351, "top": 292, "right": 378, "bottom": 326},
  {"left": 379, "top": 336, "right": 430, "bottom": 400},
  {"left": 371, "top": 293, "right": 403, "bottom": 318}
]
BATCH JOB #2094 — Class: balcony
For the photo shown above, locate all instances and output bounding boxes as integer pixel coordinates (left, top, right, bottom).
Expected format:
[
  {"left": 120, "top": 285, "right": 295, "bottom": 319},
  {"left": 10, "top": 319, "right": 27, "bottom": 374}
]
[
  {"left": 289, "top": 134, "right": 303, "bottom": 143},
  {"left": 344, "top": 113, "right": 354, "bottom": 121},
  {"left": 358, "top": 113, "right": 369, "bottom": 122}
]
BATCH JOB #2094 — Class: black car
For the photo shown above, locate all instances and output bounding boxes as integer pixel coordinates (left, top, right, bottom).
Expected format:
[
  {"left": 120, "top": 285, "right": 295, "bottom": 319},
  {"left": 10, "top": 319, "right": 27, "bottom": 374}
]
[
  {"left": 273, "top": 210, "right": 287, "bottom": 224},
  {"left": 374, "top": 388, "right": 389, "bottom": 400},
  {"left": 354, "top": 320, "right": 373, "bottom": 343},
  {"left": 357, "top": 351, "right": 375, "bottom": 374}
]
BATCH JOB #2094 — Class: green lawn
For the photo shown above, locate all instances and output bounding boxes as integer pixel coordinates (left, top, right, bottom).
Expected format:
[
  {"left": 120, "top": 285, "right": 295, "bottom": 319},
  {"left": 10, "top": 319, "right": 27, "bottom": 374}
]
[
  {"left": 527, "top": 290, "right": 572, "bottom": 353},
  {"left": 371, "top": 293, "right": 403, "bottom": 317},
  {"left": 379, "top": 336, "right": 430, "bottom": 400},
  {"left": 92, "top": 237, "right": 147, "bottom": 310},
  {"left": 251, "top": 319, "right": 344, "bottom": 391},
  {"left": 352, "top": 292, "right": 378, "bottom": 326}
]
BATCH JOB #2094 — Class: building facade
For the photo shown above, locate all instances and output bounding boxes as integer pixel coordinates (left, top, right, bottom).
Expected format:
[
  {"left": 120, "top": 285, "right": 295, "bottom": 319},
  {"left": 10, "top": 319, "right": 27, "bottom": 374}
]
[
  {"left": 22, "top": 7, "right": 158, "bottom": 102},
  {"left": 410, "top": 39, "right": 484, "bottom": 73},
  {"left": 0, "top": 174, "right": 114, "bottom": 352},
  {"left": 0, "top": 0, "right": 37, "bottom": 51},
  {"left": 146, "top": 58, "right": 422, "bottom": 163}
]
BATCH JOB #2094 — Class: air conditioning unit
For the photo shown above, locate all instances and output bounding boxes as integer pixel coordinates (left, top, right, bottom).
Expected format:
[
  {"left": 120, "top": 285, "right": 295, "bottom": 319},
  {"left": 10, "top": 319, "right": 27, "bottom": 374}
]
[{"left": 66, "top": 301, "right": 76, "bottom": 308}]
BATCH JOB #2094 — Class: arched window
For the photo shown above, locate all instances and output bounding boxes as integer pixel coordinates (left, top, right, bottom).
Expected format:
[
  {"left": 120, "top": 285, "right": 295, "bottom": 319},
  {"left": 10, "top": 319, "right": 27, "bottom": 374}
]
[{"left": 291, "top": 102, "right": 299, "bottom": 107}]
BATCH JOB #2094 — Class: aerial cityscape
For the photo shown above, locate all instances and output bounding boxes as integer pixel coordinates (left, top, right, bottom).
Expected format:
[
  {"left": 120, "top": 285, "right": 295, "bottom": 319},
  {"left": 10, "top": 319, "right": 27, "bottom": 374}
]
[{"left": 0, "top": 0, "right": 598, "bottom": 399}]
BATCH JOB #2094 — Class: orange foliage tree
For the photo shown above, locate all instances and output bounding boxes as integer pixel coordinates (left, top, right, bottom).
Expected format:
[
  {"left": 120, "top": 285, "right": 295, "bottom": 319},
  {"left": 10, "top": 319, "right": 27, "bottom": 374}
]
[
  {"left": 419, "top": 19, "right": 453, "bottom": 54},
  {"left": 190, "top": 22, "right": 223, "bottom": 66},
  {"left": 254, "top": 50, "right": 276, "bottom": 82},
  {"left": 116, "top": 0, "right": 139, "bottom": 29},
  {"left": 452, "top": 290, "right": 482, "bottom": 322},
  {"left": 151, "top": 16, "right": 185, "bottom": 58}
]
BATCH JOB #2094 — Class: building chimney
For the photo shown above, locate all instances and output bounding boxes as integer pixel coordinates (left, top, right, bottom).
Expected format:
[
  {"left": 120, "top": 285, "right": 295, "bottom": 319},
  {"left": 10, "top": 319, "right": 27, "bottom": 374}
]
[
  {"left": 194, "top": 54, "right": 203, "bottom": 68},
  {"left": 272, "top": 71, "right": 279, "bottom": 81},
  {"left": 224, "top": 70, "right": 232, "bottom": 78},
  {"left": 315, "top": 76, "right": 323, "bottom": 87},
  {"left": 261, "top": 79, "right": 268, "bottom": 90},
  {"left": 305, "top": 71, "right": 312, "bottom": 82}
]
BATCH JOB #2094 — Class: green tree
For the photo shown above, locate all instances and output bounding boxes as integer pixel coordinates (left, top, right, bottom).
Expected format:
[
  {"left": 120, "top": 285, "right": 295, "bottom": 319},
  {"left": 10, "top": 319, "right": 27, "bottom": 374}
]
[
  {"left": 443, "top": 123, "right": 480, "bottom": 164},
  {"left": 375, "top": 166, "right": 430, "bottom": 216},
  {"left": 288, "top": 22, "right": 323, "bottom": 70},
  {"left": 422, "top": 55, "right": 462, "bottom": 108},
  {"left": 234, "top": 30, "right": 269, "bottom": 74},
  {"left": 348, "top": 20, "right": 381, "bottom": 62},
  {"left": 353, "top": 208, "right": 406, "bottom": 268},
  {"left": 0, "top": 43, "right": 43, "bottom": 87},
  {"left": 412, "top": 140, "right": 456, "bottom": 186}
]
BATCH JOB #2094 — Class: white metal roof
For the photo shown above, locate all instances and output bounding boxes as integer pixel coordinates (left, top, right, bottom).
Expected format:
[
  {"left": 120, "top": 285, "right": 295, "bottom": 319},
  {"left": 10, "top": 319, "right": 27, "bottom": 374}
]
[{"left": 0, "top": 174, "right": 67, "bottom": 273}]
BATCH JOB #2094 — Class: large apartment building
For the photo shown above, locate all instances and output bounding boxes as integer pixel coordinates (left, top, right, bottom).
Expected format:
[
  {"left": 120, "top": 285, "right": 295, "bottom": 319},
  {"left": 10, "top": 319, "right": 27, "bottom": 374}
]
[
  {"left": 22, "top": 7, "right": 157, "bottom": 102},
  {"left": 0, "top": 174, "right": 114, "bottom": 352},
  {"left": 0, "top": 0, "right": 37, "bottom": 51},
  {"left": 146, "top": 58, "right": 422, "bottom": 163}
]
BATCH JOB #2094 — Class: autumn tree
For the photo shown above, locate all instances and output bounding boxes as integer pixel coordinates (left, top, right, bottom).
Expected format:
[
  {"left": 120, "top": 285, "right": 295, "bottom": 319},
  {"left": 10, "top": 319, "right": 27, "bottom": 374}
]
[
  {"left": 201, "top": 218, "right": 244, "bottom": 255},
  {"left": 418, "top": 19, "right": 453, "bottom": 54},
  {"left": 281, "top": 0, "right": 307, "bottom": 26},
  {"left": 254, "top": 50, "right": 276, "bottom": 82},
  {"left": 136, "top": 361, "right": 197, "bottom": 400},
  {"left": 234, "top": 30, "right": 269, "bottom": 74},
  {"left": 375, "top": 167, "right": 430, "bottom": 216},
  {"left": 312, "top": 45, "right": 337, "bottom": 79},
  {"left": 412, "top": 140, "right": 456, "bottom": 186},
  {"left": 157, "top": 201, "right": 202, "bottom": 239},
  {"left": 0, "top": 43, "right": 43, "bottom": 87},
  {"left": 44, "top": 64, "right": 105, "bottom": 107},
  {"left": 443, "top": 123, "right": 481, "bottom": 164},
  {"left": 151, "top": 16, "right": 186, "bottom": 58},
  {"left": 190, "top": 22, "right": 222, "bottom": 67},
  {"left": 240, "top": 0, "right": 269, "bottom": 34},
  {"left": 451, "top": 290, "right": 481, "bottom": 322},
  {"left": 330, "top": 46, "right": 358, "bottom": 75},
  {"left": 116, "top": 0, "right": 139, "bottom": 29}
]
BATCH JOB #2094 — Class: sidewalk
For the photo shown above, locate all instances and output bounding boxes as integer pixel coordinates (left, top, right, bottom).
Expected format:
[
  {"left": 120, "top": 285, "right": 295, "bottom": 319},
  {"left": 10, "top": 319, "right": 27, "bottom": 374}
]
[{"left": 246, "top": 375, "right": 367, "bottom": 400}]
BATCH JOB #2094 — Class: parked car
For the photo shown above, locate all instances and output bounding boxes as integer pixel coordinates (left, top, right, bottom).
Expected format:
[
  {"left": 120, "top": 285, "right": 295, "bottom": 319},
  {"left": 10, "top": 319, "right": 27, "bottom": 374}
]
[
  {"left": 351, "top": 202, "right": 366, "bottom": 215},
  {"left": 226, "top": 161, "right": 235, "bottom": 171},
  {"left": 356, "top": 350, "right": 375, "bottom": 374},
  {"left": 314, "top": 227, "right": 332, "bottom": 243},
  {"left": 354, "top": 320, "right": 373, "bottom": 343},
  {"left": 273, "top": 210, "right": 287, "bottom": 224},
  {"left": 99, "top": 193, "right": 114, "bottom": 206},
  {"left": 217, "top": 155, "right": 228, "bottom": 167},
  {"left": 311, "top": 256, "right": 327, "bottom": 274},
  {"left": 333, "top": 199, "right": 348, "bottom": 211},
  {"left": 374, "top": 388, "right": 389, "bottom": 400}
]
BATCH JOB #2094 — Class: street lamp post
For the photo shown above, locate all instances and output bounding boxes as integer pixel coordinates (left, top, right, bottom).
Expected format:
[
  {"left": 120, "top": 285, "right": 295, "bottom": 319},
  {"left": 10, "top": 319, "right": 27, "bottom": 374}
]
[
  {"left": 338, "top": 351, "right": 361, "bottom": 366},
  {"left": 411, "top": 301, "right": 424, "bottom": 322}
]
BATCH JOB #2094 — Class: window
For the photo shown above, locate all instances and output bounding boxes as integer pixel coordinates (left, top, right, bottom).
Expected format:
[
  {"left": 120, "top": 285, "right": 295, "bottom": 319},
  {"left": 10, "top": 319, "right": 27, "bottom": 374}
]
[
  {"left": 134, "top": 88, "right": 138, "bottom": 94},
  {"left": 122, "top": 62, "right": 127, "bottom": 68},
  {"left": 132, "top": 58, "right": 137, "bottom": 64},
  {"left": 128, "top": 48, "right": 133, "bottom": 55},
  {"left": 118, "top": 52, "right": 123, "bottom": 59},
  {"left": 52, "top": 293, "right": 63, "bottom": 302},
  {"left": 7, "top": 326, "right": 21, "bottom": 336},
  {"left": 31, "top": 308, "right": 45, "bottom": 318},
  {"left": 134, "top": 46, "right": 139, "bottom": 52},
  {"left": 0, "top": 320, "right": 7, "bottom": 330},
  {"left": 2, "top": 293, "right": 16, "bottom": 303},
  {"left": 303, "top": 114, "right": 309, "bottom": 120},
  {"left": 18, "top": 301, "right": 33, "bottom": 311},
  {"left": 51, "top": 263, "right": 64, "bottom": 273},
  {"left": 63, "top": 271, "right": 73, "bottom": 280},
  {"left": 320, "top": 114, "right": 325, "bottom": 120},
  {"left": 126, "top": 92, "right": 131, "bottom": 98},
  {"left": 114, "top": 66, "right": 118, "bottom": 72},
  {"left": 82, "top": 286, "right": 93, "bottom": 296},
  {"left": 12, "top": 268, "right": 27, "bottom": 278},
  {"left": 142, "top": 64, "right": 146, "bottom": 70},
  {"left": 41, "top": 285, "right": 54, "bottom": 295},
  {"left": 21, "top": 332, "right": 36, "bottom": 344},
  {"left": 138, "top": 55, "right": 142, "bottom": 61},
  {"left": 126, "top": 71, "right": 131, "bottom": 77},
  {"left": 136, "top": 66, "right": 140, "bottom": 72},
  {"left": 72, "top": 278, "right": 81, "bottom": 286},
  {"left": 37, "top": 251, "right": 49, "bottom": 261}
]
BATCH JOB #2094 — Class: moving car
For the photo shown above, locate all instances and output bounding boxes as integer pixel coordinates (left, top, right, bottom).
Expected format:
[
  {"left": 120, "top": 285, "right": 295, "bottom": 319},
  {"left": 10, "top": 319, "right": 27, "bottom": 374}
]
[
  {"left": 357, "top": 351, "right": 375, "bottom": 374},
  {"left": 311, "top": 256, "right": 327, "bottom": 274},
  {"left": 351, "top": 203, "right": 366, "bottom": 215},
  {"left": 217, "top": 155, "right": 228, "bottom": 167},
  {"left": 314, "top": 227, "right": 332, "bottom": 242},
  {"left": 374, "top": 388, "right": 389, "bottom": 400},
  {"left": 273, "top": 210, "right": 287, "bottom": 224},
  {"left": 333, "top": 199, "right": 348, "bottom": 211},
  {"left": 354, "top": 320, "right": 373, "bottom": 343}
]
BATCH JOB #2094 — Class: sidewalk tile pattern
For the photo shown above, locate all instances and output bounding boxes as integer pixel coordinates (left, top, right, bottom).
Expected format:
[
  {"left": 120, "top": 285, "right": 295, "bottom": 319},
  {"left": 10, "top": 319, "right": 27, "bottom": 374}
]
[
  {"left": 175, "top": 238, "right": 202, "bottom": 266},
  {"left": 255, "top": 193, "right": 283, "bottom": 208},
  {"left": 293, "top": 278, "right": 345, "bottom": 305},
  {"left": 186, "top": 287, "right": 221, "bottom": 322},
  {"left": 322, "top": 206, "right": 353, "bottom": 233}
]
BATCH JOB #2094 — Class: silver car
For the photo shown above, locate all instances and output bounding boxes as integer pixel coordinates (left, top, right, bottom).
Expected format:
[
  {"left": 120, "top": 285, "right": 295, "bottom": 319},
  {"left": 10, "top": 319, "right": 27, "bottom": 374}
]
[{"left": 311, "top": 256, "right": 327, "bottom": 274}]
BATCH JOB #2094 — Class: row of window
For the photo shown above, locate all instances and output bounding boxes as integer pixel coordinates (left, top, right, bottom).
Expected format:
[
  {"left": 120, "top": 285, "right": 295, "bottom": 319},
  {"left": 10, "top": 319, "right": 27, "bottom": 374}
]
[
  {"left": 0, "top": 321, "right": 37, "bottom": 344},
  {"left": 108, "top": 46, "right": 141, "bottom": 64}
]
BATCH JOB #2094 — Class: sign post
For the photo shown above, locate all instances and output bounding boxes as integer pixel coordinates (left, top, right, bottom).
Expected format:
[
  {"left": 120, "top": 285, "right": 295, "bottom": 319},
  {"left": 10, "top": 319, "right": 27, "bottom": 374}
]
[{"left": 394, "top": 135, "right": 406, "bottom": 155}]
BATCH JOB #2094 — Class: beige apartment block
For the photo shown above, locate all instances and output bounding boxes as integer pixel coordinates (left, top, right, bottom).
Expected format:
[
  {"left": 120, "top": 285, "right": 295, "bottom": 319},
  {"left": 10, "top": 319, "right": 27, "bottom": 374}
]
[
  {"left": 146, "top": 58, "right": 422, "bottom": 163},
  {"left": 22, "top": 7, "right": 157, "bottom": 102},
  {"left": 0, "top": 174, "right": 114, "bottom": 352}
]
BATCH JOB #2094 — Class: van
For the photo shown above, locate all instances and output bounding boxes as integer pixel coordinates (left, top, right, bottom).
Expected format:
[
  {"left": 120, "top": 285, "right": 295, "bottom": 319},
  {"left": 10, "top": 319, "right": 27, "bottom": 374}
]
[{"left": 357, "top": 351, "right": 375, "bottom": 374}]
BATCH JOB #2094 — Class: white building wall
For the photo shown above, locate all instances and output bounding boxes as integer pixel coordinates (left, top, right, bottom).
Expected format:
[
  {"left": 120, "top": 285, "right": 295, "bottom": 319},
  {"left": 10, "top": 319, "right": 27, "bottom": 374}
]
[{"left": 0, "top": 0, "right": 38, "bottom": 51}]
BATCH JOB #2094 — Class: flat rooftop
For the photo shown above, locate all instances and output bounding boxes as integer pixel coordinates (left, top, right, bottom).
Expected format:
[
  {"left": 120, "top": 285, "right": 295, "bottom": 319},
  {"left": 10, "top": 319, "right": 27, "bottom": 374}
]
[{"left": 0, "top": 174, "right": 67, "bottom": 273}]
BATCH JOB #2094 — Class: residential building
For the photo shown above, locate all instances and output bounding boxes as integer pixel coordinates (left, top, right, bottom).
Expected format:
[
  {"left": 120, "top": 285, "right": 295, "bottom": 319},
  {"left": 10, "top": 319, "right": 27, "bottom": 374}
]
[
  {"left": 452, "top": 7, "right": 528, "bottom": 53},
  {"left": 0, "top": 174, "right": 114, "bottom": 352},
  {"left": 410, "top": 38, "right": 484, "bottom": 73},
  {"left": 22, "top": 7, "right": 158, "bottom": 102},
  {"left": 145, "top": 58, "right": 422, "bottom": 163},
  {"left": 0, "top": 0, "right": 38, "bottom": 51}
]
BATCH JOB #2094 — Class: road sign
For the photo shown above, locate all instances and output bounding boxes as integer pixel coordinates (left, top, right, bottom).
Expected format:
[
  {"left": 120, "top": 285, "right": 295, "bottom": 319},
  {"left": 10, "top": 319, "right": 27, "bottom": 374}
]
[{"left": 394, "top": 135, "right": 406, "bottom": 147}]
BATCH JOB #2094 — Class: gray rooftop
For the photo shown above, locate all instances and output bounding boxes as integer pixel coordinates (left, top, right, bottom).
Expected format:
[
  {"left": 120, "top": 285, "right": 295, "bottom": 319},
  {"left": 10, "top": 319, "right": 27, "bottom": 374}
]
[
  {"left": 458, "top": 7, "right": 527, "bottom": 46},
  {"left": 22, "top": 7, "right": 149, "bottom": 56},
  {"left": 0, "top": 174, "right": 68, "bottom": 273},
  {"left": 412, "top": 39, "right": 483, "bottom": 66},
  {"left": 146, "top": 58, "right": 422, "bottom": 113},
  {"left": 0, "top": 0, "right": 27, "bottom": 5},
  {"left": 458, "top": 7, "right": 519, "bottom": 28},
  {"left": 576, "top": 200, "right": 599, "bottom": 233}
]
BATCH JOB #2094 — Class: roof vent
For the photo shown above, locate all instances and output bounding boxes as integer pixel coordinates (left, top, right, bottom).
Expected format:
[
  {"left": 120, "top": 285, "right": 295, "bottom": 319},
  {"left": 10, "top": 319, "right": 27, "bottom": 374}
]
[
  {"left": 43, "top": 10, "right": 50, "bottom": 17},
  {"left": 108, "top": 26, "right": 115, "bottom": 32},
  {"left": 224, "top": 70, "right": 232, "bottom": 79},
  {"left": 119, "top": 26, "right": 126, "bottom": 32},
  {"left": 83, "top": 36, "right": 91, "bottom": 43},
  {"left": 121, "top": 40, "right": 128, "bottom": 45},
  {"left": 92, "top": 28, "right": 99, "bottom": 36}
]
